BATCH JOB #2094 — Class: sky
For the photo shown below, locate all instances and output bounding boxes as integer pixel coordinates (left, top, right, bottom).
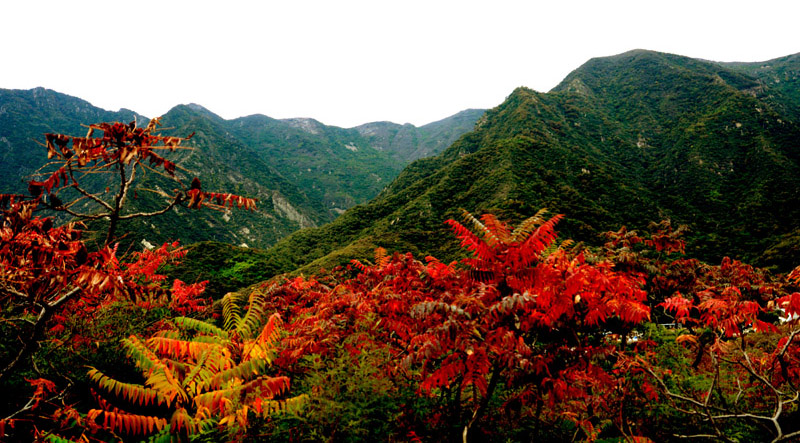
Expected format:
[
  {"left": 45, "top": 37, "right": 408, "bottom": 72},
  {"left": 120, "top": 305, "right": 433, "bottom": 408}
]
[{"left": 2, "top": 0, "right": 799, "bottom": 128}]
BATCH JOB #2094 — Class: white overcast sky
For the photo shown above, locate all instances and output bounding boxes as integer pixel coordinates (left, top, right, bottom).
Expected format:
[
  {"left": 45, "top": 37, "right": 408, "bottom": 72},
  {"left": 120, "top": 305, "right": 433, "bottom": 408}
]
[{"left": 2, "top": 0, "right": 798, "bottom": 128}]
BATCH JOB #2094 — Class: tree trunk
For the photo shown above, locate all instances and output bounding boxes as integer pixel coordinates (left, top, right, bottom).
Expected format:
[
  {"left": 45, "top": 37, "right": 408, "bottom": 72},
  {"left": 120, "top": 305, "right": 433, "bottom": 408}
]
[{"left": 462, "top": 364, "right": 501, "bottom": 443}]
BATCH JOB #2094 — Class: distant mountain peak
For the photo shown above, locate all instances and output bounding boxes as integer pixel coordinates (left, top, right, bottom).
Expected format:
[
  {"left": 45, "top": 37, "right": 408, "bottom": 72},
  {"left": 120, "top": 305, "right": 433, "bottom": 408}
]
[
  {"left": 612, "top": 48, "right": 659, "bottom": 57},
  {"left": 25, "top": 86, "right": 80, "bottom": 102},
  {"left": 168, "top": 103, "right": 223, "bottom": 121}
]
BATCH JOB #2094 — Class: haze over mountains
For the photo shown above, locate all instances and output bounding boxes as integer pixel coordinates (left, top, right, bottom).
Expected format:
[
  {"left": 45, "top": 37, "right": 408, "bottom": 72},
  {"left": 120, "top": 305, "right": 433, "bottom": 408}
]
[{"left": 0, "top": 87, "right": 483, "bottom": 249}]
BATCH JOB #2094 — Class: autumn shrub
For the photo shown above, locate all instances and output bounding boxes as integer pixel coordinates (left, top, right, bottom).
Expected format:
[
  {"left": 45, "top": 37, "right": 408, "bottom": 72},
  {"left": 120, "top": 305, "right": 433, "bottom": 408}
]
[
  {"left": 597, "top": 222, "right": 800, "bottom": 441},
  {"left": 70, "top": 290, "right": 300, "bottom": 442},
  {"left": 0, "top": 118, "right": 255, "bottom": 441},
  {"left": 238, "top": 210, "right": 660, "bottom": 441}
]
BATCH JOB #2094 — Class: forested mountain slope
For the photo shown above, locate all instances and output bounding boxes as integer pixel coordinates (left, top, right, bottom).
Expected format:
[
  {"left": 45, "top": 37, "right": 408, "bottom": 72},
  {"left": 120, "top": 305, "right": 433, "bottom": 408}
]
[
  {"left": 722, "top": 52, "right": 800, "bottom": 119},
  {"left": 0, "top": 88, "right": 482, "bottom": 249},
  {"left": 266, "top": 49, "right": 800, "bottom": 273},
  {"left": 0, "top": 88, "right": 145, "bottom": 194}
]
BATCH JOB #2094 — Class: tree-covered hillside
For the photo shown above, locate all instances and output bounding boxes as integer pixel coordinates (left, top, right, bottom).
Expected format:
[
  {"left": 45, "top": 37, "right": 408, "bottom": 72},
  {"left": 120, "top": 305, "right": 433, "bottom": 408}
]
[
  {"left": 9, "top": 50, "right": 800, "bottom": 443},
  {"left": 0, "top": 88, "right": 145, "bottom": 194},
  {"left": 0, "top": 88, "right": 483, "bottom": 250},
  {"left": 263, "top": 49, "right": 800, "bottom": 274},
  {"left": 723, "top": 52, "right": 800, "bottom": 119}
]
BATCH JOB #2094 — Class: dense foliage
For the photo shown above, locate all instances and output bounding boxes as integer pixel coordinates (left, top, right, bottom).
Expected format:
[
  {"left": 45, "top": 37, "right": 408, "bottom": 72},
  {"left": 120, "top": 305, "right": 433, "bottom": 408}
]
[
  {"left": 0, "top": 118, "right": 255, "bottom": 440},
  {"left": 4, "top": 48, "right": 800, "bottom": 441},
  {"left": 6, "top": 188, "right": 800, "bottom": 441}
]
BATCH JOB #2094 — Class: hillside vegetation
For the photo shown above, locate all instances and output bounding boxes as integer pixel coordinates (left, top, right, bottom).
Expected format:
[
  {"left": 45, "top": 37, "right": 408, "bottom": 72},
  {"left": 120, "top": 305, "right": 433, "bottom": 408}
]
[
  {"left": 0, "top": 88, "right": 482, "bottom": 250},
  {"left": 7, "top": 50, "right": 800, "bottom": 443},
  {"left": 263, "top": 49, "right": 800, "bottom": 274}
]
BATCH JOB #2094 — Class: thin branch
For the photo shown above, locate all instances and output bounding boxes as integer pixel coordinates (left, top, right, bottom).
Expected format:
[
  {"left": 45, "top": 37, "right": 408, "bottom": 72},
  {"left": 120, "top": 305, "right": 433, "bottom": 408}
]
[
  {"left": 125, "top": 163, "right": 137, "bottom": 188},
  {"left": 66, "top": 164, "right": 114, "bottom": 212},
  {"left": 778, "top": 429, "right": 800, "bottom": 442},
  {"left": 775, "top": 328, "right": 800, "bottom": 359},
  {"left": 701, "top": 353, "right": 725, "bottom": 438},
  {"left": 734, "top": 378, "right": 743, "bottom": 406},
  {"left": 673, "top": 433, "right": 726, "bottom": 439},
  {"left": 118, "top": 193, "right": 181, "bottom": 220},
  {"left": 3, "top": 381, "right": 73, "bottom": 423},
  {"left": 56, "top": 206, "right": 110, "bottom": 221},
  {"left": 3, "top": 391, "right": 38, "bottom": 422},
  {"left": 0, "top": 285, "right": 30, "bottom": 300},
  {"left": 48, "top": 286, "right": 82, "bottom": 310}
]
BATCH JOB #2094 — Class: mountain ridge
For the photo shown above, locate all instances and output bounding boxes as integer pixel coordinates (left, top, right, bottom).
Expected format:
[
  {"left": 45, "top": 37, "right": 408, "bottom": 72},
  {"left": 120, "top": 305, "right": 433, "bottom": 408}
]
[
  {"left": 261, "top": 49, "right": 800, "bottom": 275},
  {"left": 0, "top": 87, "right": 483, "bottom": 251}
]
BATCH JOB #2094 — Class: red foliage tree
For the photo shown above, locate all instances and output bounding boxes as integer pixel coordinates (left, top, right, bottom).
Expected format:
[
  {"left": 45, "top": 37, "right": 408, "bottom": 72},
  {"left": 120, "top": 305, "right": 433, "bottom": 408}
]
[
  {"left": 0, "top": 119, "right": 256, "bottom": 439},
  {"left": 256, "top": 210, "right": 653, "bottom": 441},
  {"left": 31, "top": 118, "right": 255, "bottom": 246},
  {"left": 412, "top": 210, "right": 650, "bottom": 441},
  {"left": 600, "top": 221, "right": 800, "bottom": 440},
  {"left": 640, "top": 258, "right": 800, "bottom": 441}
]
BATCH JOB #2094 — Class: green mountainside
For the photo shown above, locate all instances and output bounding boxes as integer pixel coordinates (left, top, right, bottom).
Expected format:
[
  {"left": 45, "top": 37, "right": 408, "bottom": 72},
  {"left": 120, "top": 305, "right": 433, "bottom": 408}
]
[
  {"left": 264, "top": 49, "right": 800, "bottom": 275},
  {"left": 553, "top": 50, "right": 800, "bottom": 264},
  {"left": 0, "top": 88, "right": 145, "bottom": 194},
  {"left": 227, "top": 115, "right": 398, "bottom": 215},
  {"left": 721, "top": 53, "right": 800, "bottom": 267},
  {"left": 722, "top": 52, "right": 800, "bottom": 119},
  {"left": 0, "top": 88, "right": 482, "bottom": 251}
]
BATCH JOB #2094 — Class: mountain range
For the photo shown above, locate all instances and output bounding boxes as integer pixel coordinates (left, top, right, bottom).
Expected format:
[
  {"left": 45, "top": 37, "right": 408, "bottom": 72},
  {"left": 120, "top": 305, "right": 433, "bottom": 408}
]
[
  {"left": 0, "top": 87, "right": 483, "bottom": 249},
  {"left": 4, "top": 49, "right": 800, "bottom": 296},
  {"left": 259, "top": 49, "right": 800, "bottom": 277}
]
